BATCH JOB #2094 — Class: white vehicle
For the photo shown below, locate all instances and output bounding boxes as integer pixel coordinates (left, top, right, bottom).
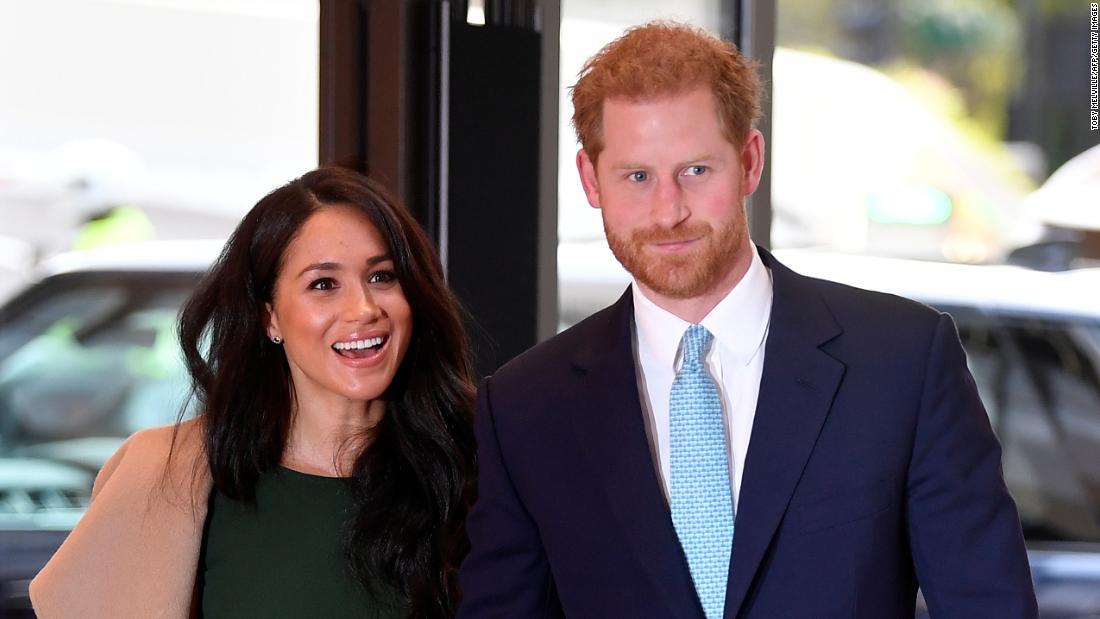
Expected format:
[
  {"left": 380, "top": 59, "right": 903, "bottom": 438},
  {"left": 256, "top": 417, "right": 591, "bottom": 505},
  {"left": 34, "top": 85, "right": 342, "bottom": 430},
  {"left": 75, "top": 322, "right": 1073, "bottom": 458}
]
[{"left": 0, "top": 241, "right": 220, "bottom": 615}]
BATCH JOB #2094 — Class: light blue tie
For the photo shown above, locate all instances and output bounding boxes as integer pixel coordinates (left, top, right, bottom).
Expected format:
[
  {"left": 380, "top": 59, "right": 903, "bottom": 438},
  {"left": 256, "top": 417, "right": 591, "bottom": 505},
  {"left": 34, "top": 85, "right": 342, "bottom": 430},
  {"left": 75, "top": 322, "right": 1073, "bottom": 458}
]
[{"left": 670, "top": 325, "right": 734, "bottom": 619}]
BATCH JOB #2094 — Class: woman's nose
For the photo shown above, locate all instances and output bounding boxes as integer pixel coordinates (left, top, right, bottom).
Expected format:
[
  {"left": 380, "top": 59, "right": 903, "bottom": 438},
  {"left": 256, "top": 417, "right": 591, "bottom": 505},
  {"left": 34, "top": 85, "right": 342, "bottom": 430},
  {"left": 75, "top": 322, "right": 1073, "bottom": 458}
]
[{"left": 345, "top": 287, "right": 383, "bottom": 322}]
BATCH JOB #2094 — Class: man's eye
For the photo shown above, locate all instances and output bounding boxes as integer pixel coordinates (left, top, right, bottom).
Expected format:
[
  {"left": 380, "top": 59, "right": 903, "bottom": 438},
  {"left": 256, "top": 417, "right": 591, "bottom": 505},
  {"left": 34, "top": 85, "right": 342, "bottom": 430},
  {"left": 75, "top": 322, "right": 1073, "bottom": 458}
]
[
  {"left": 684, "top": 165, "right": 707, "bottom": 176},
  {"left": 368, "top": 270, "right": 398, "bottom": 285},
  {"left": 309, "top": 278, "right": 337, "bottom": 291},
  {"left": 628, "top": 171, "right": 648, "bottom": 182}
]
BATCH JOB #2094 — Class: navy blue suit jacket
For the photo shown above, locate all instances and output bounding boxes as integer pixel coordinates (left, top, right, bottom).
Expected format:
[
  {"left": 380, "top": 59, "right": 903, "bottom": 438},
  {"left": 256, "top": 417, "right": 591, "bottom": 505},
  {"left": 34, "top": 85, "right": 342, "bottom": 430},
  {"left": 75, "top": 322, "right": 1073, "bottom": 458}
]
[{"left": 458, "top": 249, "right": 1037, "bottom": 618}]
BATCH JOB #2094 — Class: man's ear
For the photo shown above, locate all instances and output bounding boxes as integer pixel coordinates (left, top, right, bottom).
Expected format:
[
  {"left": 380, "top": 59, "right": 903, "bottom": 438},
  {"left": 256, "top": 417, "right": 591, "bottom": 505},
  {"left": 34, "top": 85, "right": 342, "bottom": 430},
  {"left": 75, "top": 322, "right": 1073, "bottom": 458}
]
[
  {"left": 739, "top": 129, "right": 765, "bottom": 197},
  {"left": 576, "top": 149, "right": 602, "bottom": 209}
]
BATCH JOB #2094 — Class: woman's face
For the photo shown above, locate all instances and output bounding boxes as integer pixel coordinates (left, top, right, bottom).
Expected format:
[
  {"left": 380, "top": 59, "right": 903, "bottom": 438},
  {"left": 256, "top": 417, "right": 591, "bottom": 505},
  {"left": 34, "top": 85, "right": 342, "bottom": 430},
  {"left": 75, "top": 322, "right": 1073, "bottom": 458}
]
[{"left": 266, "top": 205, "right": 413, "bottom": 407}]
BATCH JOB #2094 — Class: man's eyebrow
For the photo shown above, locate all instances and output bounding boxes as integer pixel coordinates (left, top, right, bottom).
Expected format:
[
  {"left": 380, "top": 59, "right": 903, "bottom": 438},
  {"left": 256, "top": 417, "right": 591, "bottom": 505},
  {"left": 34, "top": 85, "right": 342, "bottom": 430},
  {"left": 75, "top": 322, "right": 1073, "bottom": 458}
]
[
  {"left": 609, "top": 155, "right": 718, "bottom": 170},
  {"left": 682, "top": 154, "right": 716, "bottom": 164}
]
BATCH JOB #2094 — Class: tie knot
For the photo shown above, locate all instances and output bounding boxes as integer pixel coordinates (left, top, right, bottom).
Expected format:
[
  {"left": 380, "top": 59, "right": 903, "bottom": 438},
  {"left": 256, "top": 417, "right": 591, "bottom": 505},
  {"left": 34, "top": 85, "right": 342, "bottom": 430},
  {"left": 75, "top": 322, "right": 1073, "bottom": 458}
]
[{"left": 680, "top": 324, "right": 713, "bottom": 368}]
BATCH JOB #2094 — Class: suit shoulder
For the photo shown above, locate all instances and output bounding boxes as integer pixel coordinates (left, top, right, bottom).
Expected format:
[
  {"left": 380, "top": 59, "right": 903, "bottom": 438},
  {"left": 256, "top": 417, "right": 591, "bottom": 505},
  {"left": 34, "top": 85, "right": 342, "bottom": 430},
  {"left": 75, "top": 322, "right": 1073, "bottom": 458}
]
[
  {"left": 778, "top": 268, "right": 953, "bottom": 362},
  {"left": 486, "top": 300, "right": 624, "bottom": 407},
  {"left": 802, "top": 272, "right": 944, "bottom": 332},
  {"left": 496, "top": 301, "right": 619, "bottom": 379}
]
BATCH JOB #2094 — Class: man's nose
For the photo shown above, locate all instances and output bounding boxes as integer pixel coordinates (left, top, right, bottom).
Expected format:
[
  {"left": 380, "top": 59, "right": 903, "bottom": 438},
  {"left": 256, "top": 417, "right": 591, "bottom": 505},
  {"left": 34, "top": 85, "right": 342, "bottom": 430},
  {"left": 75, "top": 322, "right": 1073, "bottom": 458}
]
[{"left": 651, "top": 176, "right": 689, "bottom": 228}]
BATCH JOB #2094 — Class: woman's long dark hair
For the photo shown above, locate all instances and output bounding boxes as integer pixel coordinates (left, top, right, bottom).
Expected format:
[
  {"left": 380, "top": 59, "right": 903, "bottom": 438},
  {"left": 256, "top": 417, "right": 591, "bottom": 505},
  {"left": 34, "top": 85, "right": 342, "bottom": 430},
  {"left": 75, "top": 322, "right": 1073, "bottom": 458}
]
[{"left": 177, "top": 167, "right": 476, "bottom": 616}]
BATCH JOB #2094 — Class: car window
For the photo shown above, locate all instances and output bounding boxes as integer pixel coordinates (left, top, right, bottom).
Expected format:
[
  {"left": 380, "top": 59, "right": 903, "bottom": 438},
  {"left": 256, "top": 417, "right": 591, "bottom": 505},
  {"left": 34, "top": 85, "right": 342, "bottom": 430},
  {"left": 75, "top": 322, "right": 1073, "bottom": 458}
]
[
  {"left": 0, "top": 274, "right": 197, "bottom": 530},
  {"left": 953, "top": 313, "right": 1100, "bottom": 544}
]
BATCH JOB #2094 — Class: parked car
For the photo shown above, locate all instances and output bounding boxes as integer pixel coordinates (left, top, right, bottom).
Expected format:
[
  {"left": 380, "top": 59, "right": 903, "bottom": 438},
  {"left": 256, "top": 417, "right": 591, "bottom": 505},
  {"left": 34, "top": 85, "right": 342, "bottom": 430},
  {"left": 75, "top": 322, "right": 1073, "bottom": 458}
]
[
  {"left": 561, "top": 244, "right": 1100, "bottom": 616},
  {"left": 0, "top": 240, "right": 220, "bottom": 615}
]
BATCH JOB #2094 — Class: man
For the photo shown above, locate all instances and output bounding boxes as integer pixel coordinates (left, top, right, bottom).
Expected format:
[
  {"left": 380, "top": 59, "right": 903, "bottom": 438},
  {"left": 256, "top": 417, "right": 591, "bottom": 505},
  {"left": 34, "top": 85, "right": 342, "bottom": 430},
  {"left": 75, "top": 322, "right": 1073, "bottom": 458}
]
[{"left": 458, "top": 21, "right": 1036, "bottom": 618}]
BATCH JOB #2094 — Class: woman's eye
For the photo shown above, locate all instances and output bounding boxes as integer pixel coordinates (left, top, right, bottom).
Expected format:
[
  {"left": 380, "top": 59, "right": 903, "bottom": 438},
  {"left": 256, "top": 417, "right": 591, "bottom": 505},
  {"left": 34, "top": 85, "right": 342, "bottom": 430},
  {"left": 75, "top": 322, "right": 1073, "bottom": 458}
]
[
  {"left": 309, "top": 277, "right": 337, "bottom": 291},
  {"left": 628, "top": 171, "right": 648, "bottom": 182},
  {"left": 368, "top": 270, "right": 398, "bottom": 285}
]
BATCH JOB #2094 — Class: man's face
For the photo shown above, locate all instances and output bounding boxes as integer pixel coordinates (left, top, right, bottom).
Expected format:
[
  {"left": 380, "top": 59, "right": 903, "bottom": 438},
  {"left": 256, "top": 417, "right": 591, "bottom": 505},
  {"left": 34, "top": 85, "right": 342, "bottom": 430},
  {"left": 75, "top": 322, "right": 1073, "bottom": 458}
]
[{"left": 576, "top": 86, "right": 763, "bottom": 301}]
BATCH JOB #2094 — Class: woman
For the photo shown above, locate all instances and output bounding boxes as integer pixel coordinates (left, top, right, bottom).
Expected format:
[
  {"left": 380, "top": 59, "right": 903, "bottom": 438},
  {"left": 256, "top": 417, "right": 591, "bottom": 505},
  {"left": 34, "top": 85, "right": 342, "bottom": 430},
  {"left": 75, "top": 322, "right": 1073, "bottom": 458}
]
[{"left": 30, "top": 167, "right": 476, "bottom": 618}]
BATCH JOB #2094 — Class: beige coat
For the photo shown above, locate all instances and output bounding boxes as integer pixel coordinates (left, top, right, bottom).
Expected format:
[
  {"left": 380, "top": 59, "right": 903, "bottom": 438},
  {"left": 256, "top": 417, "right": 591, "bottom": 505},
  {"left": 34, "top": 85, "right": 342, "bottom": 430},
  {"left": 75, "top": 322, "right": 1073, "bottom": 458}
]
[{"left": 30, "top": 418, "right": 212, "bottom": 618}]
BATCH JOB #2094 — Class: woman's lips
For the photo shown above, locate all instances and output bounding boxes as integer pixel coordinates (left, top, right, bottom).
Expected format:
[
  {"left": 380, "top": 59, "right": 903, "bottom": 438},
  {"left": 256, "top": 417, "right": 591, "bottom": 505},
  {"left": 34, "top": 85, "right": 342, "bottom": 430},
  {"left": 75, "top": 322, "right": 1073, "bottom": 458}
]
[{"left": 332, "top": 335, "right": 390, "bottom": 367}]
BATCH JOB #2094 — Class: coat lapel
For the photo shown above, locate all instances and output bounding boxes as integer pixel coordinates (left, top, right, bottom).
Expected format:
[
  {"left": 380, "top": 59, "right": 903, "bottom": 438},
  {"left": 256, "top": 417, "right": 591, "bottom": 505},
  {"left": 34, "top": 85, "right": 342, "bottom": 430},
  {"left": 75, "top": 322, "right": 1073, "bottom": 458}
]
[
  {"left": 723, "top": 249, "right": 846, "bottom": 618},
  {"left": 568, "top": 289, "right": 703, "bottom": 619}
]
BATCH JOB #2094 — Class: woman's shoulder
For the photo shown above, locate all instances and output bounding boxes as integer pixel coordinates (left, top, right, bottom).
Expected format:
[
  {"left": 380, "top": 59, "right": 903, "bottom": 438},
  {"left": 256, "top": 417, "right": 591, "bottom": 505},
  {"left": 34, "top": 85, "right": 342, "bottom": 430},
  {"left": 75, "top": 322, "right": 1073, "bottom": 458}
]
[
  {"left": 31, "top": 416, "right": 212, "bottom": 618},
  {"left": 94, "top": 417, "right": 205, "bottom": 497},
  {"left": 125, "top": 416, "right": 203, "bottom": 452}
]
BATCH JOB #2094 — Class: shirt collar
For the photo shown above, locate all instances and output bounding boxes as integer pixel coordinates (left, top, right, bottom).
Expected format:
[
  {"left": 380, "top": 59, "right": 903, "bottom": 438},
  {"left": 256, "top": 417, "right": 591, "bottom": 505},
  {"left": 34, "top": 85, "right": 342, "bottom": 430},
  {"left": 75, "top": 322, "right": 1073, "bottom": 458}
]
[{"left": 632, "top": 244, "right": 773, "bottom": 370}]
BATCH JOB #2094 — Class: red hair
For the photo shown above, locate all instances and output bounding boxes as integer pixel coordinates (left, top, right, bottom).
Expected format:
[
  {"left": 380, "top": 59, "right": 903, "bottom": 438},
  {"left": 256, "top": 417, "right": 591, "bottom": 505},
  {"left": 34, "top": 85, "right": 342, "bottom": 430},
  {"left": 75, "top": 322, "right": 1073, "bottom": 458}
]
[{"left": 570, "top": 21, "right": 762, "bottom": 162}]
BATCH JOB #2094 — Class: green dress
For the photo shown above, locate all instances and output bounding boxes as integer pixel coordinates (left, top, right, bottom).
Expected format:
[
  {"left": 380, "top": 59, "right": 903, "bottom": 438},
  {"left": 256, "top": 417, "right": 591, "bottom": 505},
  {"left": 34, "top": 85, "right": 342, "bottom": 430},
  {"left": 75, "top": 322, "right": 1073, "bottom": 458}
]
[{"left": 200, "top": 467, "right": 406, "bottom": 618}]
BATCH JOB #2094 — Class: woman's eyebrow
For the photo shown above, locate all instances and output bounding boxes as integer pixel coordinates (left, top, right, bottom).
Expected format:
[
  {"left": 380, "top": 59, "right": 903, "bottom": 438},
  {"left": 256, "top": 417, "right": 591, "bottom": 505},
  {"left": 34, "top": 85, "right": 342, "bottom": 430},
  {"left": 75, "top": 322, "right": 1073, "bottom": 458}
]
[
  {"left": 297, "top": 254, "right": 393, "bottom": 278},
  {"left": 298, "top": 261, "right": 340, "bottom": 277}
]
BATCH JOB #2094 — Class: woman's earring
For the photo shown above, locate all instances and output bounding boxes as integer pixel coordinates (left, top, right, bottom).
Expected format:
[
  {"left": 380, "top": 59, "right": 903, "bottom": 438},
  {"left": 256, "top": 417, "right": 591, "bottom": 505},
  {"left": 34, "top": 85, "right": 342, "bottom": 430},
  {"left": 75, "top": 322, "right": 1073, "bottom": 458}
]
[{"left": 271, "top": 336, "right": 283, "bottom": 344}]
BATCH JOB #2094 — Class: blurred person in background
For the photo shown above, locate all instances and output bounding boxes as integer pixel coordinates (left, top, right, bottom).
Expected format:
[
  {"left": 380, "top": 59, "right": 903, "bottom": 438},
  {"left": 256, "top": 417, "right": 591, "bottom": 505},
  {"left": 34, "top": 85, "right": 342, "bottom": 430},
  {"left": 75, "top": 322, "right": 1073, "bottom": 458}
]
[
  {"left": 30, "top": 167, "right": 476, "bottom": 618},
  {"left": 56, "top": 139, "right": 155, "bottom": 251},
  {"left": 71, "top": 203, "right": 153, "bottom": 251},
  {"left": 459, "top": 21, "right": 1036, "bottom": 618}
]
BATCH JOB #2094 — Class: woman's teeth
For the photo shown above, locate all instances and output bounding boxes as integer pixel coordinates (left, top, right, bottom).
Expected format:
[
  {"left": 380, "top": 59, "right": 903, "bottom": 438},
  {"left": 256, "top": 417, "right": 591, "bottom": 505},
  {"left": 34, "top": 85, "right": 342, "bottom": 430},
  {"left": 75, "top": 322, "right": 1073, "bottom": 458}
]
[{"left": 333, "top": 336, "right": 384, "bottom": 351}]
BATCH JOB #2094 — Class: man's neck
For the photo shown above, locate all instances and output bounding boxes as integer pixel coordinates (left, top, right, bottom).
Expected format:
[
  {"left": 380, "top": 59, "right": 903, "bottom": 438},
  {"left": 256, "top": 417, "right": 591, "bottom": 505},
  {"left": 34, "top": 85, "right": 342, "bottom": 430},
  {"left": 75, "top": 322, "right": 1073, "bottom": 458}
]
[{"left": 637, "top": 244, "right": 755, "bottom": 324}]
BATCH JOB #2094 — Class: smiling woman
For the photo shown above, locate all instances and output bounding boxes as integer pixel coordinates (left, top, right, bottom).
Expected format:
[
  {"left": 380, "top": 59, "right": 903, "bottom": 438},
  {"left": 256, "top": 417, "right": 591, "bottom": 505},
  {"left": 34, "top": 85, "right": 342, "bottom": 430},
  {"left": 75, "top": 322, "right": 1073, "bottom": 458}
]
[{"left": 29, "top": 167, "right": 476, "bottom": 619}]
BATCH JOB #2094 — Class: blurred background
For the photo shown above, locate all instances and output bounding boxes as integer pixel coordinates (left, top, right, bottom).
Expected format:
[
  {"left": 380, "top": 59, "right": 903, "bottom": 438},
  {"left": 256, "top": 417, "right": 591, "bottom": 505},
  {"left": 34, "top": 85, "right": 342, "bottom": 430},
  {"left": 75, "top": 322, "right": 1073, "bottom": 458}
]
[
  {"left": 0, "top": 0, "right": 1097, "bottom": 616},
  {"left": 0, "top": 0, "right": 319, "bottom": 300}
]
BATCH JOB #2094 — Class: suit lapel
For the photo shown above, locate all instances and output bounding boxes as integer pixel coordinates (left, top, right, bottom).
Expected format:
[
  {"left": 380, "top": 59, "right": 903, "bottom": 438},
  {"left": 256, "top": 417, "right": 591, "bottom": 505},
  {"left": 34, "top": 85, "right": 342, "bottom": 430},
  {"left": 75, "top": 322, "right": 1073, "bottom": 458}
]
[
  {"left": 568, "top": 289, "right": 703, "bottom": 619},
  {"left": 723, "top": 249, "right": 846, "bottom": 618}
]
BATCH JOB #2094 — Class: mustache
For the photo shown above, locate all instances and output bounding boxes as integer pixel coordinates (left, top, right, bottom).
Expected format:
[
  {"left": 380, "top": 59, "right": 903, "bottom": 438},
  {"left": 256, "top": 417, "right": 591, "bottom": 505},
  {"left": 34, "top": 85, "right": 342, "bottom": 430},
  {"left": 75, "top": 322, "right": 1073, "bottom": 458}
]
[{"left": 630, "top": 222, "right": 713, "bottom": 244}]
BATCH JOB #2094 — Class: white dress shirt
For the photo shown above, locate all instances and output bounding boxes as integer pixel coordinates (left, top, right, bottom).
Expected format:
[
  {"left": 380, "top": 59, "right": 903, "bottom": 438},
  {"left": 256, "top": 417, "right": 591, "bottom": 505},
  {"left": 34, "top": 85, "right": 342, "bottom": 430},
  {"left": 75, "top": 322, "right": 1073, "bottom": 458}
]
[{"left": 631, "top": 245, "right": 773, "bottom": 510}]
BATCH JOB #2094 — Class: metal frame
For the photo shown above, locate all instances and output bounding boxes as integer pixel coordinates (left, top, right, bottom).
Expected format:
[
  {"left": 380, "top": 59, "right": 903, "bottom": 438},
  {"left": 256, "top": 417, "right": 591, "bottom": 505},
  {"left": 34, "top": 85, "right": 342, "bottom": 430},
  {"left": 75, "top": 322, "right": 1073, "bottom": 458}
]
[
  {"left": 318, "top": 0, "right": 368, "bottom": 169},
  {"left": 724, "top": 0, "right": 776, "bottom": 249}
]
